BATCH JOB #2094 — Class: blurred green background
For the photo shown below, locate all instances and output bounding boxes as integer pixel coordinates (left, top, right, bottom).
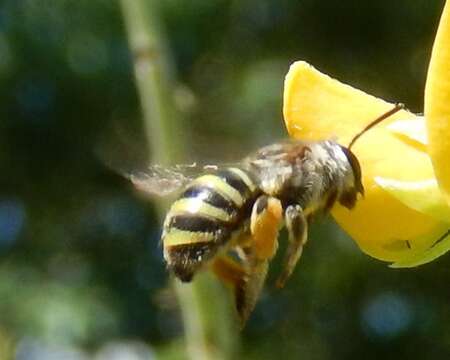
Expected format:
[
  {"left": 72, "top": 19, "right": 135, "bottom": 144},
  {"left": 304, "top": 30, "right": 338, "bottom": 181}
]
[{"left": 1, "top": 0, "right": 449, "bottom": 359}]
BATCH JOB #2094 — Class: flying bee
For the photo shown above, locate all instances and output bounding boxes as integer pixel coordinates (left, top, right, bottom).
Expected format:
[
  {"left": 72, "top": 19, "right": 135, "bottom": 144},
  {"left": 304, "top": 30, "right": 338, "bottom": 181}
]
[{"left": 130, "top": 104, "right": 404, "bottom": 324}]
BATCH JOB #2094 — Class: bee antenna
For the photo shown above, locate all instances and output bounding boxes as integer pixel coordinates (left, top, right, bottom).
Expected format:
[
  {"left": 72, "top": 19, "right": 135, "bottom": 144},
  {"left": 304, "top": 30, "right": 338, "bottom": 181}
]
[{"left": 348, "top": 103, "right": 405, "bottom": 150}]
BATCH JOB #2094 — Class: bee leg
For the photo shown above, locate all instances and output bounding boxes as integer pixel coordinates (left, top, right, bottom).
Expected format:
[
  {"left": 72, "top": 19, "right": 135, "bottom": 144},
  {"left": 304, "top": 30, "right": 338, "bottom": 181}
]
[
  {"left": 211, "top": 251, "right": 267, "bottom": 326},
  {"left": 211, "top": 254, "right": 246, "bottom": 293},
  {"left": 219, "top": 195, "right": 281, "bottom": 324},
  {"left": 276, "top": 204, "right": 308, "bottom": 288},
  {"left": 238, "top": 252, "right": 269, "bottom": 326},
  {"left": 211, "top": 196, "right": 283, "bottom": 325},
  {"left": 250, "top": 195, "right": 283, "bottom": 261}
]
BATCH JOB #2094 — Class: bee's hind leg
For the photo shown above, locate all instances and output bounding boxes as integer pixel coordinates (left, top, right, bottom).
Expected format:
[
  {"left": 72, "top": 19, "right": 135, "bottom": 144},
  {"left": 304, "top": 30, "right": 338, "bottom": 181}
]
[
  {"left": 211, "top": 195, "right": 283, "bottom": 325},
  {"left": 250, "top": 195, "right": 283, "bottom": 261},
  {"left": 211, "top": 251, "right": 268, "bottom": 326},
  {"left": 229, "top": 195, "right": 283, "bottom": 324},
  {"left": 276, "top": 204, "right": 308, "bottom": 288}
]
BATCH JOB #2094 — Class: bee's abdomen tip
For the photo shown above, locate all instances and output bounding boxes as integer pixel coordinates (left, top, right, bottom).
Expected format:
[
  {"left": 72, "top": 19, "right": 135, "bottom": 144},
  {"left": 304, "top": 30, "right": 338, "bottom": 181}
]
[{"left": 166, "top": 263, "right": 195, "bottom": 282}]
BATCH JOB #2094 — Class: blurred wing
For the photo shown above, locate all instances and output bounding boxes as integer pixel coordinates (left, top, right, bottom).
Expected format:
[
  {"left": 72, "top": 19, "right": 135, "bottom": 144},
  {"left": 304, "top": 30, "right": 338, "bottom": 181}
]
[
  {"left": 128, "top": 165, "right": 197, "bottom": 197},
  {"left": 128, "top": 162, "right": 241, "bottom": 197}
]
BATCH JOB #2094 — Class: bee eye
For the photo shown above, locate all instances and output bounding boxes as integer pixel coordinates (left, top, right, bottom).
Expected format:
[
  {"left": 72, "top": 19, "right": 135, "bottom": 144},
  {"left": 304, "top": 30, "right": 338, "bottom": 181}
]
[{"left": 339, "top": 145, "right": 364, "bottom": 194}]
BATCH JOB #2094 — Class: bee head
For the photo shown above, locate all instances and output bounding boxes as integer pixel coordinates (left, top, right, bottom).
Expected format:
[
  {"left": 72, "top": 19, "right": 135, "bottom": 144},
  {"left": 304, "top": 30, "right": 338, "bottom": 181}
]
[{"left": 338, "top": 145, "right": 364, "bottom": 209}]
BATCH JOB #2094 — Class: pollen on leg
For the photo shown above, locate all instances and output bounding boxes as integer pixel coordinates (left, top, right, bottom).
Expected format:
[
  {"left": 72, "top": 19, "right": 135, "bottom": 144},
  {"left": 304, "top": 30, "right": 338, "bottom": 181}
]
[
  {"left": 211, "top": 255, "right": 246, "bottom": 286},
  {"left": 250, "top": 196, "right": 283, "bottom": 261}
]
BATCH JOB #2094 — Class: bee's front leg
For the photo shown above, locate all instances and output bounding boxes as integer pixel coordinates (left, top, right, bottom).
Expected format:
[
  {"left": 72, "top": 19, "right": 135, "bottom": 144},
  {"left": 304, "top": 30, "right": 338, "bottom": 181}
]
[{"left": 276, "top": 204, "right": 308, "bottom": 288}]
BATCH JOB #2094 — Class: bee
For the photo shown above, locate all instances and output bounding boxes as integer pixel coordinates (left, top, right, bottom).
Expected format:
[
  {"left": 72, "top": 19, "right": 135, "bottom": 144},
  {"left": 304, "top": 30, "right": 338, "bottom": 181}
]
[{"left": 130, "top": 104, "right": 404, "bottom": 324}]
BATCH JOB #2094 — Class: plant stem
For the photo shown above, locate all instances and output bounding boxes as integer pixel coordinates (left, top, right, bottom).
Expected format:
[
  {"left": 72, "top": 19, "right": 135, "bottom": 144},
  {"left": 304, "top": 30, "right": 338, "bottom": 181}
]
[
  {"left": 119, "top": 0, "right": 179, "bottom": 165},
  {"left": 119, "top": 1, "right": 238, "bottom": 359}
]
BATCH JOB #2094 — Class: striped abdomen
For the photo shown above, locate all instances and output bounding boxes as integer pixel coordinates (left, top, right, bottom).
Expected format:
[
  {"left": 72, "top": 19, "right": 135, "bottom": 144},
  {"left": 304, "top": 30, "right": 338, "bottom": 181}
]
[{"left": 162, "top": 167, "right": 259, "bottom": 282}]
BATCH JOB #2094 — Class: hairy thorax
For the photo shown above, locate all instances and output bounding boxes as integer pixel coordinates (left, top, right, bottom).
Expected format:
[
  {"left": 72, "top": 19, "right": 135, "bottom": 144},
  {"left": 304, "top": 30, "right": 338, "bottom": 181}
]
[{"left": 243, "top": 140, "right": 356, "bottom": 214}]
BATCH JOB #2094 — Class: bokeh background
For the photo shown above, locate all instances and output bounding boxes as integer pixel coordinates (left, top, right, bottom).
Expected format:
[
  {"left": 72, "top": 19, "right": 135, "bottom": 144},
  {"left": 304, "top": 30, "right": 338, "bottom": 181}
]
[{"left": 1, "top": 0, "right": 449, "bottom": 359}]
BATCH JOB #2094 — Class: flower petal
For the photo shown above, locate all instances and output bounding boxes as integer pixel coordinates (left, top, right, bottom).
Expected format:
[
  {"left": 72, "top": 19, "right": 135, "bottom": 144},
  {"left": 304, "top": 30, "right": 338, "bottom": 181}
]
[
  {"left": 375, "top": 177, "right": 450, "bottom": 223},
  {"left": 387, "top": 116, "right": 428, "bottom": 148},
  {"left": 284, "top": 61, "right": 443, "bottom": 262},
  {"left": 390, "top": 230, "right": 450, "bottom": 268},
  {"left": 425, "top": 0, "right": 450, "bottom": 204}
]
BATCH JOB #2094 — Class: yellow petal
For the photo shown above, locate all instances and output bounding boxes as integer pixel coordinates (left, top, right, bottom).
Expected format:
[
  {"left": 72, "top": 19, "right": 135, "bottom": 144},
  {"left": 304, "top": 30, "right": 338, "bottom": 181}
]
[
  {"left": 425, "top": 0, "right": 450, "bottom": 204},
  {"left": 387, "top": 116, "right": 428, "bottom": 149},
  {"left": 375, "top": 177, "right": 450, "bottom": 223},
  {"left": 284, "top": 61, "right": 443, "bottom": 262},
  {"left": 390, "top": 230, "right": 450, "bottom": 268}
]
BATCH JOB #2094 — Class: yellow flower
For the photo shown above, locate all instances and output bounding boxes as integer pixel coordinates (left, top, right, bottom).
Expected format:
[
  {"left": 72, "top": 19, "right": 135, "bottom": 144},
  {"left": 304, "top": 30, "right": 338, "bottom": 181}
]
[
  {"left": 283, "top": 1, "right": 450, "bottom": 266},
  {"left": 425, "top": 0, "right": 450, "bottom": 204}
]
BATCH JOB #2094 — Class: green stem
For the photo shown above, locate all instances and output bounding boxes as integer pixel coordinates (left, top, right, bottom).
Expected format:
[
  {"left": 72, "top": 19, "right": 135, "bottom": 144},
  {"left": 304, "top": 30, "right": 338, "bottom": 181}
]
[
  {"left": 119, "top": 1, "right": 238, "bottom": 359},
  {"left": 175, "top": 273, "right": 238, "bottom": 360},
  {"left": 119, "top": 0, "right": 179, "bottom": 164}
]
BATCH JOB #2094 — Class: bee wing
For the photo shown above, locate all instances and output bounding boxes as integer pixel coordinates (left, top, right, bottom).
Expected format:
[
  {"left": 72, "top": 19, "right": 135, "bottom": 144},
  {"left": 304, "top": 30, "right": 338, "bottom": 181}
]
[
  {"left": 128, "top": 163, "right": 225, "bottom": 197},
  {"left": 127, "top": 165, "right": 194, "bottom": 197}
]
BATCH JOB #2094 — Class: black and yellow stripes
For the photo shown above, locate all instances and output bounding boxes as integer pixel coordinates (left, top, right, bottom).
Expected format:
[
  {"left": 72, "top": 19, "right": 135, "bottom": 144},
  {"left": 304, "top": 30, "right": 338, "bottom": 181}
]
[
  {"left": 163, "top": 167, "right": 257, "bottom": 245},
  {"left": 216, "top": 168, "right": 256, "bottom": 198},
  {"left": 181, "top": 186, "right": 237, "bottom": 216},
  {"left": 163, "top": 167, "right": 259, "bottom": 281}
]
